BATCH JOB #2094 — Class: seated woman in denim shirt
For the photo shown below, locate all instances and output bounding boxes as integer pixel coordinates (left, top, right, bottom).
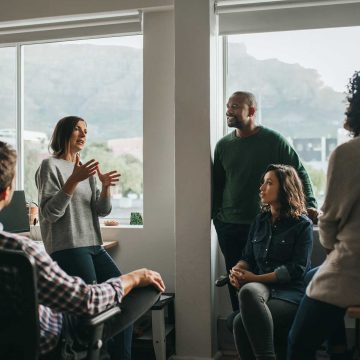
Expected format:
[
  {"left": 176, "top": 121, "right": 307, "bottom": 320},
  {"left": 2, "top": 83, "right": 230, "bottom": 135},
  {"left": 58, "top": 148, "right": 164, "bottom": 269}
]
[{"left": 229, "top": 164, "right": 313, "bottom": 360}]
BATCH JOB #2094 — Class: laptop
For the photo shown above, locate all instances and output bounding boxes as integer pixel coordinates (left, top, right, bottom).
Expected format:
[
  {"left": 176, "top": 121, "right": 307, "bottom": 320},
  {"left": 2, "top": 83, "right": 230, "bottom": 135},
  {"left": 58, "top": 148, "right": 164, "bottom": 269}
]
[{"left": 0, "top": 190, "right": 30, "bottom": 233}]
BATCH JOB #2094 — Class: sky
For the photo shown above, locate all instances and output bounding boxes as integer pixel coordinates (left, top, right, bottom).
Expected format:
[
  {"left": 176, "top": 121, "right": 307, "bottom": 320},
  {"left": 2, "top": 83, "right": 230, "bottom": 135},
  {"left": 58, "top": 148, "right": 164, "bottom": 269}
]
[{"left": 228, "top": 26, "right": 360, "bottom": 92}]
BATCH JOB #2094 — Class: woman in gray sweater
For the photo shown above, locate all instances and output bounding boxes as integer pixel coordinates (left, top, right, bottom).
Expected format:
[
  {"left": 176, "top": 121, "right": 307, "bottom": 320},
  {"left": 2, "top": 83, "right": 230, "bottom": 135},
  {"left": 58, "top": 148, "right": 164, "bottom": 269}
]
[
  {"left": 36, "top": 116, "right": 132, "bottom": 360},
  {"left": 288, "top": 71, "right": 360, "bottom": 360}
]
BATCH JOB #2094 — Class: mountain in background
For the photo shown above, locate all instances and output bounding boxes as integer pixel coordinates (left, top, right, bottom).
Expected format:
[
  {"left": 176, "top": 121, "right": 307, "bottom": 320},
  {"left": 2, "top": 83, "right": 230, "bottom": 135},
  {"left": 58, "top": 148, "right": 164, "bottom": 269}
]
[
  {"left": 227, "top": 42, "right": 346, "bottom": 137},
  {"left": 0, "top": 43, "right": 143, "bottom": 141},
  {"left": 0, "top": 42, "right": 346, "bottom": 139}
]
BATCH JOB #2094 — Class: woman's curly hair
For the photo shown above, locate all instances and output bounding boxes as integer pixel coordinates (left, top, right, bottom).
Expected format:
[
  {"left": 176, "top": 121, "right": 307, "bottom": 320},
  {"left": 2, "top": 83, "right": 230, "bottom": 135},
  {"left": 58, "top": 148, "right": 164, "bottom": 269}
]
[
  {"left": 345, "top": 70, "right": 360, "bottom": 137},
  {"left": 260, "top": 164, "right": 307, "bottom": 218}
]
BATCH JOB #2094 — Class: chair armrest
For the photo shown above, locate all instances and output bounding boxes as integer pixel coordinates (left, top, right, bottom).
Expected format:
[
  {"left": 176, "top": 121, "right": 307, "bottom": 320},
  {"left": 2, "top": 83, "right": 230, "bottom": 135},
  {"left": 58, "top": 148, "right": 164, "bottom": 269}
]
[{"left": 82, "top": 306, "right": 121, "bottom": 327}]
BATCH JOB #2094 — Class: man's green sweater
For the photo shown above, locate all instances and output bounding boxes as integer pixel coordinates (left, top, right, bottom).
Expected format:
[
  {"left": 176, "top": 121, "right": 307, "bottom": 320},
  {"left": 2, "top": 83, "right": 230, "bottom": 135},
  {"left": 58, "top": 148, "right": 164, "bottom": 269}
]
[{"left": 212, "top": 126, "right": 317, "bottom": 224}]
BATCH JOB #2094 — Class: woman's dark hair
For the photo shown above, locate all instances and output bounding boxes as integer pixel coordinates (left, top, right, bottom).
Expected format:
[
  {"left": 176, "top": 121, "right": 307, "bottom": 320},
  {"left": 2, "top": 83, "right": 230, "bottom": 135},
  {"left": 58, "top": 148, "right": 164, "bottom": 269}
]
[
  {"left": 260, "top": 164, "right": 306, "bottom": 218},
  {"left": 49, "top": 116, "right": 86, "bottom": 157},
  {"left": 345, "top": 70, "right": 360, "bottom": 137},
  {"left": 0, "top": 141, "right": 17, "bottom": 193}
]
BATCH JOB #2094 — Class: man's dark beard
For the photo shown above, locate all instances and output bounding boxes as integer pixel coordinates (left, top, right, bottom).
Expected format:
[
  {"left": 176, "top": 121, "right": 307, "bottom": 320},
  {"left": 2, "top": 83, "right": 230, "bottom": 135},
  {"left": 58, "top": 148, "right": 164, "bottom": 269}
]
[{"left": 227, "top": 116, "right": 243, "bottom": 129}]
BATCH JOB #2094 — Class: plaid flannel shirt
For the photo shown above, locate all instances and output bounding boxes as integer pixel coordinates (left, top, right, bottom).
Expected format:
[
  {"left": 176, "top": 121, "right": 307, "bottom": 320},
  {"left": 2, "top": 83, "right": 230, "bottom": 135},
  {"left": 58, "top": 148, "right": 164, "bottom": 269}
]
[{"left": 0, "top": 224, "right": 124, "bottom": 355}]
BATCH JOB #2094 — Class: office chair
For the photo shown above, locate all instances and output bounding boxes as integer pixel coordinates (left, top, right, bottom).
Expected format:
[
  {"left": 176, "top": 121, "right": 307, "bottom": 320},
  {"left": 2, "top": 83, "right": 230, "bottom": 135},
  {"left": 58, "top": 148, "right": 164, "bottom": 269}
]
[{"left": 0, "top": 248, "right": 160, "bottom": 360}]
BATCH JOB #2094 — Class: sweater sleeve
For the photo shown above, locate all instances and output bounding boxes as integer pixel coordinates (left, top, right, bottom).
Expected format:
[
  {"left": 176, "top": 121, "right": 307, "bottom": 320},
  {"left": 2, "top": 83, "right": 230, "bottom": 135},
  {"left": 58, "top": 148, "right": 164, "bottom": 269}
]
[
  {"left": 278, "top": 136, "right": 318, "bottom": 209},
  {"left": 212, "top": 143, "right": 226, "bottom": 219},
  {"left": 318, "top": 145, "right": 357, "bottom": 250},
  {"left": 36, "top": 160, "right": 72, "bottom": 223},
  {"left": 93, "top": 177, "right": 112, "bottom": 217}
]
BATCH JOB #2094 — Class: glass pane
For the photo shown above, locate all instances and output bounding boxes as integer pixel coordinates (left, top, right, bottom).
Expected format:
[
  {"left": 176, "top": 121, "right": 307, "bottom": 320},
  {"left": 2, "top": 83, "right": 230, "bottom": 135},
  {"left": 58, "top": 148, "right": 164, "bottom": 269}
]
[
  {"left": 227, "top": 27, "right": 360, "bottom": 205},
  {"left": 0, "top": 46, "right": 17, "bottom": 152},
  {"left": 23, "top": 36, "right": 143, "bottom": 224}
]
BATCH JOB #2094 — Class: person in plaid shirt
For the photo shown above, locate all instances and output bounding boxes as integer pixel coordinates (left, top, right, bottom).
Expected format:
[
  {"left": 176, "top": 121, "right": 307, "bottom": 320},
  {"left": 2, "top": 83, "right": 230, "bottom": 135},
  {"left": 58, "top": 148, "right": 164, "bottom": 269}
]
[{"left": 0, "top": 141, "right": 165, "bottom": 359}]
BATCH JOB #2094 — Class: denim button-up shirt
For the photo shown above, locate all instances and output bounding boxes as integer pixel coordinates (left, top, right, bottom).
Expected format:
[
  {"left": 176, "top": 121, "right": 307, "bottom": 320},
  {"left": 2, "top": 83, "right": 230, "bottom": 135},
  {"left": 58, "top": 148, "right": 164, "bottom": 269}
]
[{"left": 240, "top": 212, "right": 313, "bottom": 304}]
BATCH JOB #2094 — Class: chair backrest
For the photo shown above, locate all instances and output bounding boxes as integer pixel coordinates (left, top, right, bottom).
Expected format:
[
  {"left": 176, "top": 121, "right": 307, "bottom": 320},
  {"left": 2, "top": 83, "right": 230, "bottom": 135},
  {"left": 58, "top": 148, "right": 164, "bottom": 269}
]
[
  {"left": 311, "top": 228, "right": 326, "bottom": 267},
  {"left": 0, "top": 248, "right": 40, "bottom": 360}
]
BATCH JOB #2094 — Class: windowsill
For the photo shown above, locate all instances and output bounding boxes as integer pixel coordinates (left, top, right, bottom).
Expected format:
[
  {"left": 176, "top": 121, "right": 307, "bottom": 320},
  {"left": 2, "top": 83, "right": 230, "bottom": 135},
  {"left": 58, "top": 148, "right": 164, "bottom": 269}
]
[{"left": 100, "top": 224, "right": 143, "bottom": 229}]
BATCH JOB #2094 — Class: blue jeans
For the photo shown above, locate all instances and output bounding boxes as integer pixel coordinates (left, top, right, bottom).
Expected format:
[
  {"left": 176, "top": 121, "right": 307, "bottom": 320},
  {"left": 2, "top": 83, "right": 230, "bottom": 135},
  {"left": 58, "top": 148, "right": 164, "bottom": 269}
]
[{"left": 51, "top": 245, "right": 133, "bottom": 360}]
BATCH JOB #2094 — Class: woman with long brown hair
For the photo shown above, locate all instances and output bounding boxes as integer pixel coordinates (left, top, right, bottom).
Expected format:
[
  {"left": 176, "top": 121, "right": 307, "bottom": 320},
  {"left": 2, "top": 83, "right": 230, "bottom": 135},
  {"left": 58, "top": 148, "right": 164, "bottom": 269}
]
[
  {"left": 229, "top": 164, "right": 313, "bottom": 360},
  {"left": 36, "top": 116, "right": 132, "bottom": 359}
]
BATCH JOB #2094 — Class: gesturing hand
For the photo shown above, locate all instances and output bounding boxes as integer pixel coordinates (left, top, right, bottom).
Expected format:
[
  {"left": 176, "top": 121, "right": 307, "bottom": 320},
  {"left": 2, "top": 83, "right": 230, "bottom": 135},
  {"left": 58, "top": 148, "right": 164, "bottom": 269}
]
[
  {"left": 71, "top": 154, "right": 99, "bottom": 183},
  {"left": 97, "top": 167, "right": 121, "bottom": 187}
]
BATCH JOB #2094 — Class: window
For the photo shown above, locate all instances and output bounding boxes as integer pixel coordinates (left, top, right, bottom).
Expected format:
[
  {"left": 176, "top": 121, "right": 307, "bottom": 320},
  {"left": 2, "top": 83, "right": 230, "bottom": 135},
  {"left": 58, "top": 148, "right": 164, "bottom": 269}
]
[
  {"left": 225, "top": 26, "right": 360, "bottom": 204},
  {"left": 0, "top": 46, "right": 17, "bottom": 161},
  {"left": 1, "top": 35, "right": 143, "bottom": 225}
]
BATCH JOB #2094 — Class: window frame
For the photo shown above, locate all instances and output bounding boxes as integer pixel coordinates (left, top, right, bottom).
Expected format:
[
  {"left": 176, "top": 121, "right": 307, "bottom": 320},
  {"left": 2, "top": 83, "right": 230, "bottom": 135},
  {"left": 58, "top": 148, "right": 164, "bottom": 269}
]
[
  {"left": 219, "top": 0, "right": 360, "bottom": 205},
  {"left": 0, "top": 15, "right": 143, "bottom": 222}
]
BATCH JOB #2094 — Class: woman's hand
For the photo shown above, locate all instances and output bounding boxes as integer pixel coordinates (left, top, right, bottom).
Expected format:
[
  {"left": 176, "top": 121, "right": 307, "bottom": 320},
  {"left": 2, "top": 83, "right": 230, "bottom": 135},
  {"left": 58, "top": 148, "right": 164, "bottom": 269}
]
[
  {"left": 230, "top": 268, "right": 258, "bottom": 284},
  {"left": 63, "top": 154, "right": 99, "bottom": 195},
  {"left": 229, "top": 272, "right": 241, "bottom": 289},
  {"left": 70, "top": 154, "right": 99, "bottom": 183},
  {"left": 97, "top": 168, "right": 121, "bottom": 188}
]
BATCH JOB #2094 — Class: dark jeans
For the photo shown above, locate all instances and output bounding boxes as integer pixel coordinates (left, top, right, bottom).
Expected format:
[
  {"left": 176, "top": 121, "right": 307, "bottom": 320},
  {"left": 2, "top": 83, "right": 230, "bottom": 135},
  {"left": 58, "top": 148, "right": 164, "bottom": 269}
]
[
  {"left": 287, "top": 267, "right": 348, "bottom": 360},
  {"left": 51, "top": 245, "right": 133, "bottom": 360},
  {"left": 287, "top": 295, "right": 347, "bottom": 360},
  {"left": 213, "top": 218, "right": 250, "bottom": 311},
  {"left": 233, "top": 283, "right": 298, "bottom": 360}
]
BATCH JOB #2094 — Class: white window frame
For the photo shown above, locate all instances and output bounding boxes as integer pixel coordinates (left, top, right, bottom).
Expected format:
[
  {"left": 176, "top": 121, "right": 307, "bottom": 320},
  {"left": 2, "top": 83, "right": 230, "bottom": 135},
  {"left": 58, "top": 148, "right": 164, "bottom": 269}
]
[
  {"left": 0, "top": 11, "right": 142, "bottom": 191},
  {"left": 217, "top": 0, "right": 360, "bottom": 205},
  {"left": 217, "top": 0, "right": 360, "bottom": 139},
  {"left": 216, "top": 0, "right": 360, "bottom": 35}
]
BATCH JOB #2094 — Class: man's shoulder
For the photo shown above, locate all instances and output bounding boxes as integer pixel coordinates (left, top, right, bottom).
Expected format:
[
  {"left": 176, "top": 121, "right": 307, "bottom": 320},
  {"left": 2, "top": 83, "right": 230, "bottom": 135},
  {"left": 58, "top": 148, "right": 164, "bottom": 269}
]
[
  {"left": 217, "top": 131, "right": 234, "bottom": 144},
  {"left": 0, "top": 230, "right": 49, "bottom": 263},
  {"left": 260, "top": 126, "right": 287, "bottom": 142},
  {"left": 214, "top": 132, "right": 235, "bottom": 153},
  {"left": 0, "top": 230, "right": 28, "bottom": 251}
]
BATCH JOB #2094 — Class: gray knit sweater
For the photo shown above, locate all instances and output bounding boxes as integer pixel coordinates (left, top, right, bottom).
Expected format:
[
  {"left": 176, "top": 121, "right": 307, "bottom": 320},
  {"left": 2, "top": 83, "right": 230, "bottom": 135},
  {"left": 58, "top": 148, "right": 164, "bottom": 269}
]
[{"left": 35, "top": 158, "right": 111, "bottom": 254}]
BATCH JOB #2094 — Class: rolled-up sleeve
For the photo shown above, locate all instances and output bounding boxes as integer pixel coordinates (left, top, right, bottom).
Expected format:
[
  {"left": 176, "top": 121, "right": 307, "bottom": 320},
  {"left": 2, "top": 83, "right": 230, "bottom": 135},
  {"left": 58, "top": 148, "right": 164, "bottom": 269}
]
[{"left": 276, "top": 220, "right": 313, "bottom": 283}]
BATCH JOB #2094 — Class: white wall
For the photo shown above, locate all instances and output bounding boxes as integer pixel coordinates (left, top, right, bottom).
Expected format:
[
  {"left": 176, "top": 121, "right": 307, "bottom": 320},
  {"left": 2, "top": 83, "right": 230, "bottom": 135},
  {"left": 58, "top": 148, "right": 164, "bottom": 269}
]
[
  {"left": 174, "top": 1, "right": 219, "bottom": 358},
  {"left": 0, "top": 1, "right": 222, "bottom": 358},
  {"left": 103, "top": 9, "right": 176, "bottom": 294}
]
